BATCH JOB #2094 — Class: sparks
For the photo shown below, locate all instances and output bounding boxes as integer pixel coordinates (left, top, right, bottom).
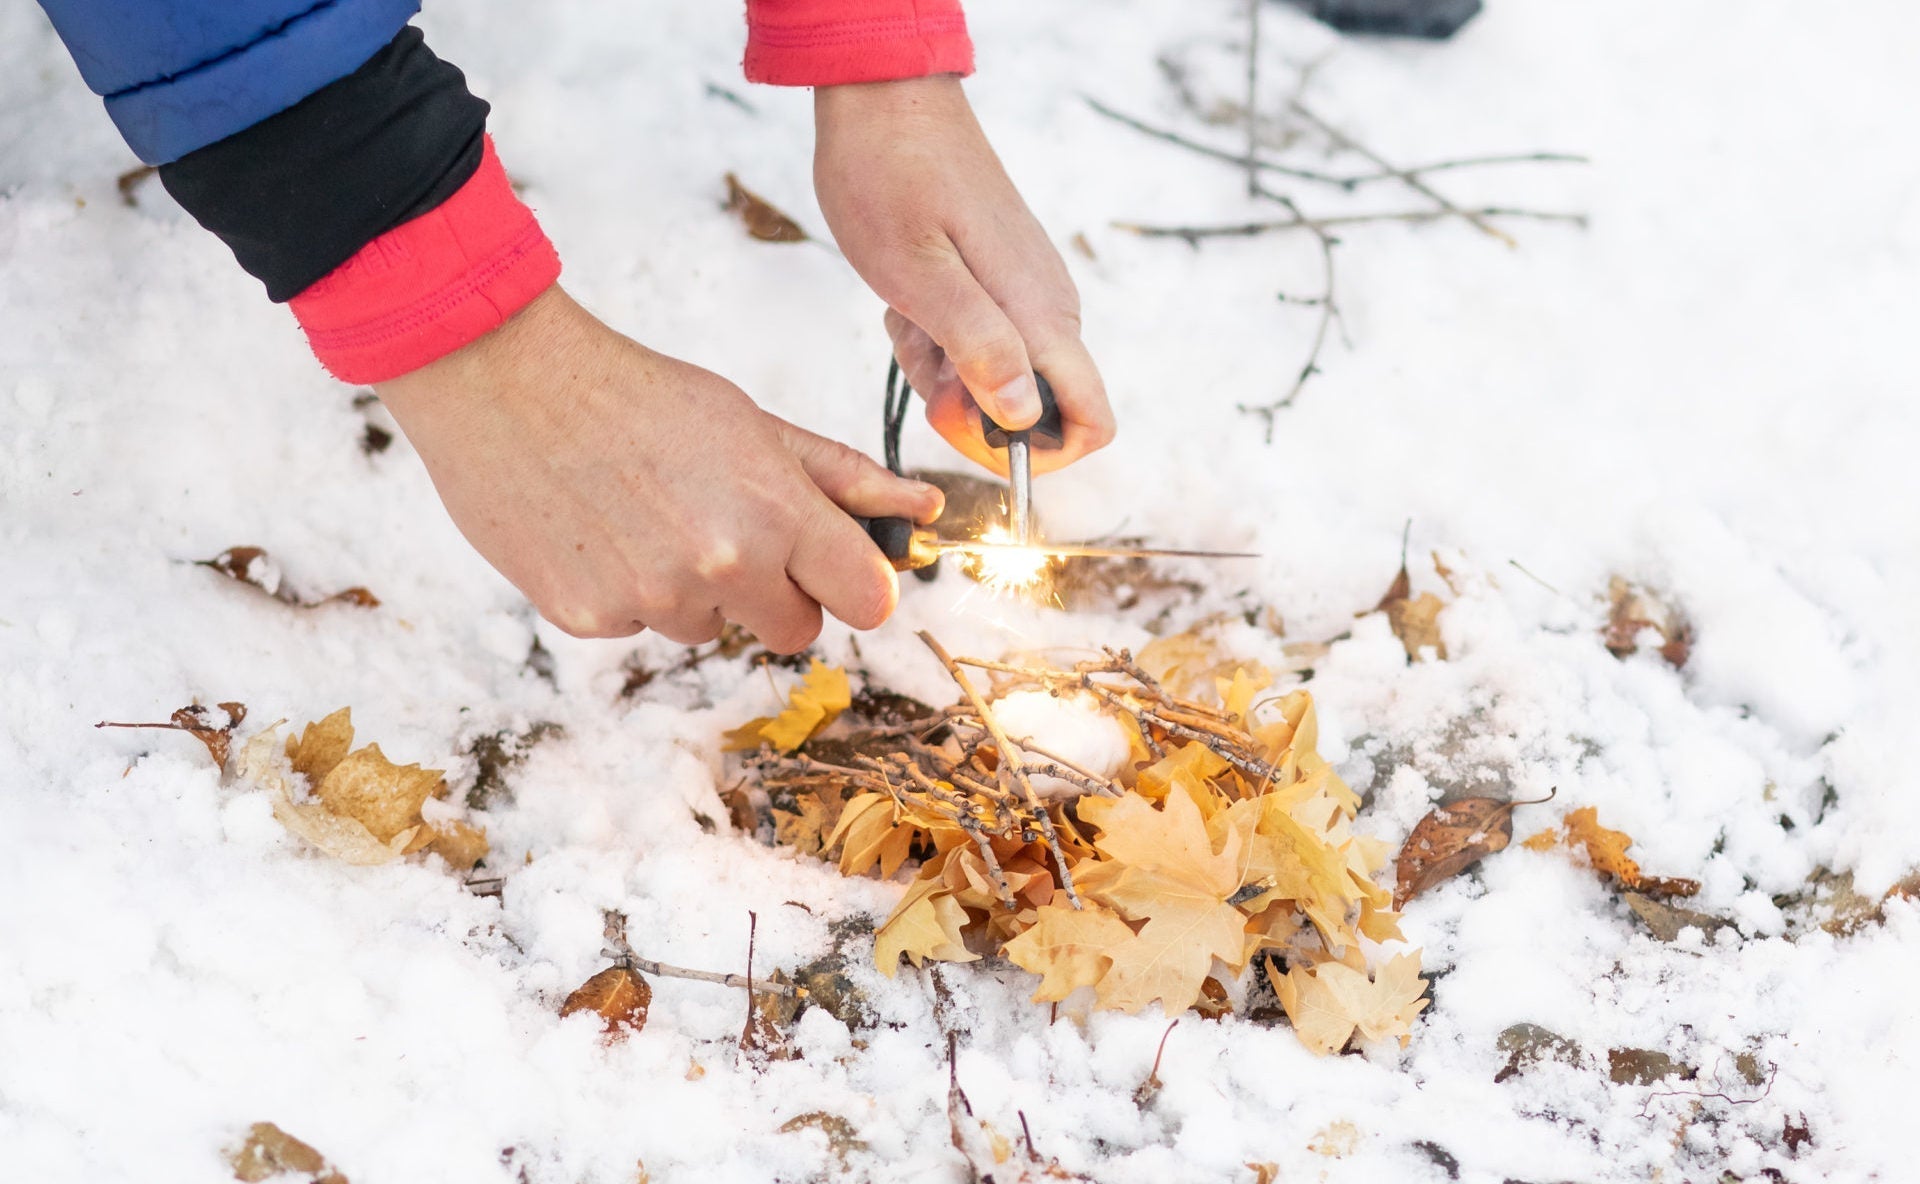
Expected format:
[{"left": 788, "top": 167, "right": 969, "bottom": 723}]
[{"left": 960, "top": 526, "right": 1053, "bottom": 596}]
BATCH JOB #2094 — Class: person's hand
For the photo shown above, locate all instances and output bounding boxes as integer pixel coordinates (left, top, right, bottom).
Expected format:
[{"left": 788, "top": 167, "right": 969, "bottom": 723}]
[
  {"left": 813, "top": 75, "right": 1114, "bottom": 476},
  {"left": 374, "top": 286, "right": 943, "bottom": 649}
]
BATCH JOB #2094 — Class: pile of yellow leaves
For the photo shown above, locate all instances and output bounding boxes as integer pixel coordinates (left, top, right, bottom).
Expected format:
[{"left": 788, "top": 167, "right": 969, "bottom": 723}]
[
  {"left": 743, "top": 652, "right": 1428, "bottom": 1055},
  {"left": 238, "top": 708, "right": 488, "bottom": 870}
]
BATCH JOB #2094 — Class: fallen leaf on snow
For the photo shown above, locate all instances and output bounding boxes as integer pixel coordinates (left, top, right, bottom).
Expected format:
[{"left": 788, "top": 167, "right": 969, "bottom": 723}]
[
  {"left": 1394, "top": 791, "right": 1554, "bottom": 907},
  {"left": 1607, "top": 1046, "right": 1689, "bottom": 1085},
  {"left": 240, "top": 709, "right": 486, "bottom": 869},
  {"left": 96, "top": 701, "right": 248, "bottom": 768},
  {"left": 723, "top": 659, "right": 851, "bottom": 753},
  {"left": 1623, "top": 891, "right": 1735, "bottom": 943},
  {"left": 226, "top": 1121, "right": 347, "bottom": 1184},
  {"left": 197, "top": 545, "right": 379, "bottom": 609},
  {"left": 1269, "top": 951, "right": 1429, "bottom": 1055},
  {"left": 724, "top": 173, "right": 807, "bottom": 242},
  {"left": 740, "top": 968, "right": 800, "bottom": 1065},
  {"left": 1308, "top": 1119, "right": 1361, "bottom": 1157},
  {"left": 1368, "top": 539, "right": 1448, "bottom": 662},
  {"left": 1603, "top": 576, "right": 1691, "bottom": 668},
  {"left": 560, "top": 965, "right": 652, "bottom": 1038},
  {"left": 1524, "top": 806, "right": 1700, "bottom": 898},
  {"left": 777, "top": 1112, "right": 869, "bottom": 1168}
]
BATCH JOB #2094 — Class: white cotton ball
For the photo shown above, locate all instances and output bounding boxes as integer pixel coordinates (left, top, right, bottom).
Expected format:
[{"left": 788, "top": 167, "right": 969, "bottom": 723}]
[{"left": 989, "top": 690, "right": 1132, "bottom": 799}]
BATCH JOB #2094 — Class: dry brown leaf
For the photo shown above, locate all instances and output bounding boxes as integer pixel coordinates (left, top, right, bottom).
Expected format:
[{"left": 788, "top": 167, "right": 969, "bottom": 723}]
[
  {"left": 875, "top": 878, "right": 979, "bottom": 976},
  {"left": 774, "top": 793, "right": 836, "bottom": 856},
  {"left": 1269, "top": 951, "right": 1428, "bottom": 1055},
  {"left": 418, "top": 820, "right": 490, "bottom": 872},
  {"left": 1394, "top": 791, "right": 1554, "bottom": 907},
  {"left": 1369, "top": 540, "right": 1448, "bottom": 661},
  {"left": 1246, "top": 1164, "right": 1279, "bottom": 1184},
  {"left": 1531, "top": 806, "right": 1701, "bottom": 898},
  {"left": 272, "top": 796, "right": 415, "bottom": 865},
  {"left": 740, "top": 968, "right": 800, "bottom": 1065},
  {"left": 1387, "top": 592, "right": 1447, "bottom": 661},
  {"left": 777, "top": 1112, "right": 869, "bottom": 1168},
  {"left": 1623, "top": 891, "right": 1734, "bottom": 942},
  {"left": 198, "top": 546, "right": 380, "bottom": 609},
  {"left": 227, "top": 1121, "right": 347, "bottom": 1184},
  {"left": 561, "top": 965, "right": 652, "bottom": 1038},
  {"left": 314, "top": 745, "right": 444, "bottom": 844},
  {"left": 250, "top": 713, "right": 483, "bottom": 870},
  {"left": 1603, "top": 576, "right": 1691, "bottom": 668},
  {"left": 724, "top": 173, "right": 807, "bottom": 242},
  {"left": 95, "top": 701, "right": 247, "bottom": 768}
]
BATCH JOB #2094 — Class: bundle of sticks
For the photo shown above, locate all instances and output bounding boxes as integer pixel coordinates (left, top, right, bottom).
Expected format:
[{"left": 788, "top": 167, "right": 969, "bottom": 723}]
[{"left": 745, "top": 630, "right": 1291, "bottom": 914}]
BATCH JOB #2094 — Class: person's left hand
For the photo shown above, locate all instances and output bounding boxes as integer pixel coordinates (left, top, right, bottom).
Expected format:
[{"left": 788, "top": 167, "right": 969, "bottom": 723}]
[{"left": 813, "top": 75, "right": 1114, "bottom": 476}]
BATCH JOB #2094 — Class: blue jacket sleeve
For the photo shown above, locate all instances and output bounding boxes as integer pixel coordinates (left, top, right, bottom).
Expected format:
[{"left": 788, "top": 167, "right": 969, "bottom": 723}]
[{"left": 35, "top": 0, "right": 421, "bottom": 165}]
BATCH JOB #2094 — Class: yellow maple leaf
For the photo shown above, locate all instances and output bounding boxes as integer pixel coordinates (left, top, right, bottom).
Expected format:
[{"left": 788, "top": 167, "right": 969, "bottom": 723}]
[
  {"left": 1074, "top": 790, "right": 1249, "bottom": 1013},
  {"left": 1214, "top": 793, "right": 1360, "bottom": 950},
  {"left": 828, "top": 792, "right": 916, "bottom": 879},
  {"left": 1270, "top": 951, "right": 1429, "bottom": 1055},
  {"left": 1002, "top": 901, "right": 1136, "bottom": 1002},
  {"left": 722, "top": 660, "right": 851, "bottom": 753},
  {"left": 1135, "top": 743, "right": 1230, "bottom": 808},
  {"left": 1214, "top": 666, "right": 1272, "bottom": 725},
  {"left": 873, "top": 877, "right": 978, "bottom": 976}
]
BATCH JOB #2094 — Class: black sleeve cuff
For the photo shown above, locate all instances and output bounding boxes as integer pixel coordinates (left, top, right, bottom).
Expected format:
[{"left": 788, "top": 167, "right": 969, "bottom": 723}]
[{"left": 159, "top": 26, "right": 489, "bottom": 303}]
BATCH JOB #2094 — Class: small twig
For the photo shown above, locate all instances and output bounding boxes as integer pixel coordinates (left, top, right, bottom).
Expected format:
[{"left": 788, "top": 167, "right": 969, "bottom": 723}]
[
  {"left": 1637, "top": 1060, "right": 1777, "bottom": 1119},
  {"left": 1507, "top": 558, "right": 1567, "bottom": 598},
  {"left": 1286, "top": 99, "right": 1514, "bottom": 248},
  {"left": 1244, "top": 0, "right": 1261, "bottom": 200},
  {"left": 1150, "top": 1019, "right": 1179, "bottom": 1080},
  {"left": 1247, "top": 186, "right": 1342, "bottom": 439},
  {"left": 617, "top": 955, "right": 800, "bottom": 998},
  {"left": 601, "top": 908, "right": 800, "bottom": 997},
  {"left": 1113, "top": 206, "right": 1587, "bottom": 242},
  {"left": 1017, "top": 762, "right": 1119, "bottom": 799},
  {"left": 1015, "top": 741, "right": 1113, "bottom": 788},
  {"left": 920, "top": 632, "right": 1083, "bottom": 908},
  {"left": 1083, "top": 97, "right": 1357, "bottom": 186},
  {"left": 1348, "top": 150, "right": 1589, "bottom": 181},
  {"left": 1084, "top": 96, "right": 1585, "bottom": 192}
]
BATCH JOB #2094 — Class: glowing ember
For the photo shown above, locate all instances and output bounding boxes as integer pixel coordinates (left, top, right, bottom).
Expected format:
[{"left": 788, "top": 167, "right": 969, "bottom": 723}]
[{"left": 961, "top": 527, "right": 1053, "bottom": 594}]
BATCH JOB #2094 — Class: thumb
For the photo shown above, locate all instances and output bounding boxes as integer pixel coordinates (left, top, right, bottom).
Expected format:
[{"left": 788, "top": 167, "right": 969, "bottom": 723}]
[
  {"left": 887, "top": 246, "right": 1041, "bottom": 431},
  {"left": 776, "top": 420, "right": 945, "bottom": 523}
]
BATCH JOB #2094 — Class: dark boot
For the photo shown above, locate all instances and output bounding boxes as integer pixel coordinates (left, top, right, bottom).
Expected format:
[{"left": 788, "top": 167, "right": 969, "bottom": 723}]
[{"left": 1291, "top": 0, "right": 1482, "bottom": 40}]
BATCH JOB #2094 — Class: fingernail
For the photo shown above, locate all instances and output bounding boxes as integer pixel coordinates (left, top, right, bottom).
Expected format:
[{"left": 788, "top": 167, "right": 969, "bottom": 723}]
[{"left": 991, "top": 374, "right": 1041, "bottom": 424}]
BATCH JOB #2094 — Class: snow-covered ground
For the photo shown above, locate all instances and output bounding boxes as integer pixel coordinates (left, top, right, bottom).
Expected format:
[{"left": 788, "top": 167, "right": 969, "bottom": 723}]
[{"left": 4, "top": 1, "right": 1918, "bottom": 1180}]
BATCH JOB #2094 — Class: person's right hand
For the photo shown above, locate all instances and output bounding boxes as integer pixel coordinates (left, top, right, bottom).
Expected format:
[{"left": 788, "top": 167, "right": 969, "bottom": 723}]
[{"left": 373, "top": 285, "right": 943, "bottom": 650}]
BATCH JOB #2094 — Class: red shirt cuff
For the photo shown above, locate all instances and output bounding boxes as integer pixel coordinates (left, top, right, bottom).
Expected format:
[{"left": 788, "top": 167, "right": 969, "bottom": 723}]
[
  {"left": 288, "top": 136, "right": 562, "bottom": 385},
  {"left": 744, "top": 0, "right": 974, "bottom": 86}
]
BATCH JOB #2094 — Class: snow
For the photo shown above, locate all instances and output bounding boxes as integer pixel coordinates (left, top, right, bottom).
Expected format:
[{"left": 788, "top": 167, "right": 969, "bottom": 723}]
[
  {"left": 990, "top": 690, "right": 1133, "bottom": 796},
  {"left": 4, "top": 0, "right": 1919, "bottom": 1181}
]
